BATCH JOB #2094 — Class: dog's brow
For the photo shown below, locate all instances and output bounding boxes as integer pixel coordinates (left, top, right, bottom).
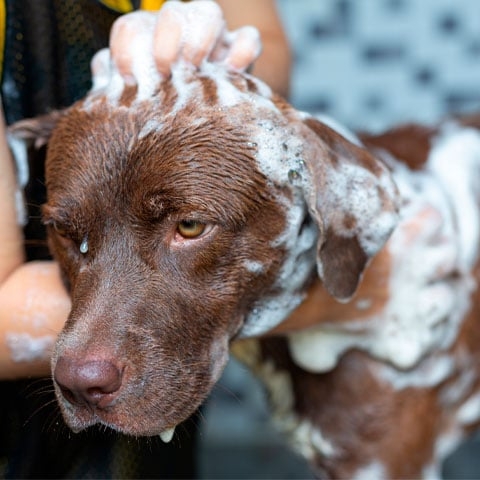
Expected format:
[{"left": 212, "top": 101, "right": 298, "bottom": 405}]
[{"left": 42, "top": 203, "right": 72, "bottom": 225}]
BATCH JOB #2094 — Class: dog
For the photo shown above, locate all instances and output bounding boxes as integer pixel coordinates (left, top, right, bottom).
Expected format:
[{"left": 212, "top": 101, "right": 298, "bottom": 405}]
[{"left": 9, "top": 28, "right": 480, "bottom": 479}]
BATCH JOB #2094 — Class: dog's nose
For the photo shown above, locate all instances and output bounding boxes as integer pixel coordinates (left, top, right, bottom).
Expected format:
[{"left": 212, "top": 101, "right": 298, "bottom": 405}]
[{"left": 54, "top": 357, "right": 123, "bottom": 409}]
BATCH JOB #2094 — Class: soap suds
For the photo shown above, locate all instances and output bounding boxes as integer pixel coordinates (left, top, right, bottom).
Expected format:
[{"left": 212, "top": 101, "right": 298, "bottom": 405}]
[
  {"left": 457, "top": 392, "right": 480, "bottom": 425},
  {"left": 323, "top": 160, "right": 399, "bottom": 257},
  {"left": 353, "top": 461, "right": 387, "bottom": 480},
  {"left": 6, "top": 333, "right": 55, "bottom": 362},
  {"left": 243, "top": 260, "right": 265, "bottom": 275},
  {"left": 239, "top": 195, "right": 317, "bottom": 338},
  {"left": 288, "top": 125, "right": 480, "bottom": 374},
  {"left": 7, "top": 133, "right": 29, "bottom": 226}
]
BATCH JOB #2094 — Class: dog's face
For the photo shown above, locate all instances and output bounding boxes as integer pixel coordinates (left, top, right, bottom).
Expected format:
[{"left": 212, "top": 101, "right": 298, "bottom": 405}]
[
  {"left": 43, "top": 90, "right": 291, "bottom": 435},
  {"left": 10, "top": 64, "right": 399, "bottom": 437}
]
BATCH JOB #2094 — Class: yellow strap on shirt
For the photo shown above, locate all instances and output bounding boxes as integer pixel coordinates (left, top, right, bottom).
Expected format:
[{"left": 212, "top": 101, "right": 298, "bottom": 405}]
[
  {"left": 0, "top": 0, "right": 5, "bottom": 80},
  {"left": 140, "top": 0, "right": 166, "bottom": 11},
  {"left": 99, "top": 0, "right": 166, "bottom": 12},
  {"left": 98, "top": 0, "right": 134, "bottom": 12}
]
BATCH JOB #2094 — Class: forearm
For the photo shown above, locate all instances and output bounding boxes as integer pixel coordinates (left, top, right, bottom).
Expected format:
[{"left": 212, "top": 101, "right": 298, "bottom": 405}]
[
  {"left": 0, "top": 106, "right": 25, "bottom": 283},
  {"left": 250, "top": 34, "right": 291, "bottom": 99},
  {"left": 0, "top": 261, "right": 70, "bottom": 379}
]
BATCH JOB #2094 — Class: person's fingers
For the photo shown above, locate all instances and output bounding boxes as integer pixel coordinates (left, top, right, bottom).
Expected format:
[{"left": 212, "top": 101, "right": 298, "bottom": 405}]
[
  {"left": 222, "top": 26, "right": 262, "bottom": 72},
  {"left": 90, "top": 48, "right": 112, "bottom": 90},
  {"left": 106, "top": 0, "right": 263, "bottom": 87},
  {"left": 152, "top": 3, "right": 184, "bottom": 78},
  {"left": 109, "top": 11, "right": 156, "bottom": 84},
  {"left": 180, "top": 1, "right": 225, "bottom": 68},
  {"left": 153, "top": 1, "right": 225, "bottom": 76}
]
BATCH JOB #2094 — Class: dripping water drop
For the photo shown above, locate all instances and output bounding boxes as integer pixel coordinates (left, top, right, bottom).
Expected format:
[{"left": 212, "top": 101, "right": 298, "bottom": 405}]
[{"left": 80, "top": 237, "right": 89, "bottom": 254}]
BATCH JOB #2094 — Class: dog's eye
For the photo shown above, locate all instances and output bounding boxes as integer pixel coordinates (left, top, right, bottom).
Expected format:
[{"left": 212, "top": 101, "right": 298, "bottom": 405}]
[
  {"left": 51, "top": 222, "right": 69, "bottom": 238},
  {"left": 176, "top": 220, "right": 206, "bottom": 239}
]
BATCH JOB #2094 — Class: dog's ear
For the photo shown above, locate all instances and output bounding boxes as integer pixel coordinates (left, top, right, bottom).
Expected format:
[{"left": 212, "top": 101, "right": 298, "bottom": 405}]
[
  {"left": 7, "top": 110, "right": 65, "bottom": 148},
  {"left": 300, "top": 117, "right": 399, "bottom": 302}
]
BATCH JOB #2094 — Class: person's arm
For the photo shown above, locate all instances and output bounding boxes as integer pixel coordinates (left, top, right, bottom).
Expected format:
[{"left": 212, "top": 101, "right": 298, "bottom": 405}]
[
  {"left": 217, "top": 0, "right": 291, "bottom": 98},
  {"left": 0, "top": 106, "right": 24, "bottom": 283},
  {"left": 0, "top": 108, "right": 71, "bottom": 379},
  {"left": 0, "top": 261, "right": 71, "bottom": 378}
]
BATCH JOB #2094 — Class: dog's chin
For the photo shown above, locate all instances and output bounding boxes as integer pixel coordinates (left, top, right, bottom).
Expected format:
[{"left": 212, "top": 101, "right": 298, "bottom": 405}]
[
  {"left": 66, "top": 416, "right": 179, "bottom": 438},
  {"left": 58, "top": 391, "right": 204, "bottom": 438},
  {"left": 57, "top": 338, "right": 231, "bottom": 438}
]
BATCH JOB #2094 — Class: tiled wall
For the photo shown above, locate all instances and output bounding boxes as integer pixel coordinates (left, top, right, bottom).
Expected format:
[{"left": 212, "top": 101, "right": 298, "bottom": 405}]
[{"left": 278, "top": 0, "right": 480, "bottom": 132}]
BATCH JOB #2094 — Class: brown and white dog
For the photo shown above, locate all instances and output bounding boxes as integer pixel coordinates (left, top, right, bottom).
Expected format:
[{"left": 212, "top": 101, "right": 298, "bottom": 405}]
[{"left": 9, "top": 13, "right": 480, "bottom": 480}]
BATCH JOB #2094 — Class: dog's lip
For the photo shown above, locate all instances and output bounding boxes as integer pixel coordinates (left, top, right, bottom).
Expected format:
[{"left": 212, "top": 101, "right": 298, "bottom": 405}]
[{"left": 60, "top": 400, "right": 181, "bottom": 437}]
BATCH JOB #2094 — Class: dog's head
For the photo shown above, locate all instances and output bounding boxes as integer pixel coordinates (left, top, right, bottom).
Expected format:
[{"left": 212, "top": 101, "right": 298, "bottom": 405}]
[{"left": 9, "top": 61, "right": 398, "bottom": 438}]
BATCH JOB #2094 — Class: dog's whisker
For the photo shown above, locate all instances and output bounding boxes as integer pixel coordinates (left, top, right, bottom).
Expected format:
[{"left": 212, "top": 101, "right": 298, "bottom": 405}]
[
  {"left": 23, "top": 397, "right": 61, "bottom": 428},
  {"left": 177, "top": 413, "right": 204, "bottom": 445},
  {"left": 210, "top": 382, "right": 244, "bottom": 406},
  {"left": 24, "top": 201, "right": 44, "bottom": 209},
  {"left": 23, "top": 239, "right": 49, "bottom": 247},
  {"left": 19, "top": 376, "right": 51, "bottom": 392},
  {"left": 42, "top": 406, "right": 68, "bottom": 436},
  {"left": 24, "top": 384, "right": 56, "bottom": 400}
]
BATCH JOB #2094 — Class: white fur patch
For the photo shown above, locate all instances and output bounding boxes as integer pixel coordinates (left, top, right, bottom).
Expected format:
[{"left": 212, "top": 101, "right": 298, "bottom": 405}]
[
  {"left": 235, "top": 340, "right": 337, "bottom": 461},
  {"left": 6, "top": 132, "right": 29, "bottom": 226}
]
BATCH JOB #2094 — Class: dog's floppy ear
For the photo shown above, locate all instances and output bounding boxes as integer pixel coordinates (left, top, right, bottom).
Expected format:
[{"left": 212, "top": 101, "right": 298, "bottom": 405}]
[
  {"left": 301, "top": 117, "right": 399, "bottom": 302},
  {"left": 7, "top": 110, "right": 65, "bottom": 148}
]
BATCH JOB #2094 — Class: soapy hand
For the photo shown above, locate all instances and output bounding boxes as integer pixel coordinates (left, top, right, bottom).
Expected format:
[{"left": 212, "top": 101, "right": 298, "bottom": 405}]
[{"left": 91, "top": 0, "right": 262, "bottom": 87}]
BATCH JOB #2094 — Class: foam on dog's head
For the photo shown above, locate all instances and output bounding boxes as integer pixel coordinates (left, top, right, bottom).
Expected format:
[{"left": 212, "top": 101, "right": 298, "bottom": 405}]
[{"left": 89, "top": 1, "right": 262, "bottom": 105}]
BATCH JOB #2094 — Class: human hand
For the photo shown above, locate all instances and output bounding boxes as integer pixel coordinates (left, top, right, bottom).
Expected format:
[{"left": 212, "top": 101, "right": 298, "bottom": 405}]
[{"left": 91, "top": 0, "right": 262, "bottom": 89}]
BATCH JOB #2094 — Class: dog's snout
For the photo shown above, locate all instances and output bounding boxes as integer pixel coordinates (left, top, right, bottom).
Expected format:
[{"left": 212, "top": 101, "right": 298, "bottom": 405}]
[{"left": 54, "top": 357, "right": 123, "bottom": 409}]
